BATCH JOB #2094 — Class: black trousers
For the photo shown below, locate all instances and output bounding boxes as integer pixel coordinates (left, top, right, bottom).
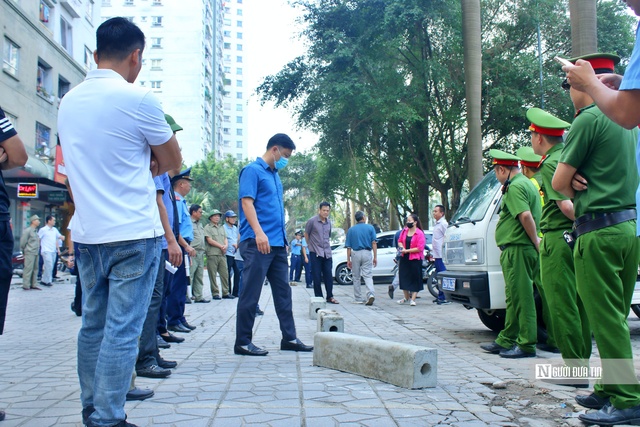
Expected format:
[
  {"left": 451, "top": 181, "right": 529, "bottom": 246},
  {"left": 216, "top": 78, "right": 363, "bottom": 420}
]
[
  {"left": 0, "top": 221, "right": 12, "bottom": 334},
  {"left": 227, "top": 255, "right": 241, "bottom": 297},
  {"left": 309, "top": 252, "right": 334, "bottom": 300}
]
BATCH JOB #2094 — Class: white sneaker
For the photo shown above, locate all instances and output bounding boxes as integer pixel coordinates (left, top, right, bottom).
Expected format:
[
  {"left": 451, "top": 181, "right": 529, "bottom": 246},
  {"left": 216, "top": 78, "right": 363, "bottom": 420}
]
[
  {"left": 365, "top": 295, "right": 375, "bottom": 306},
  {"left": 410, "top": 300, "right": 416, "bottom": 306},
  {"left": 397, "top": 298, "right": 407, "bottom": 304}
]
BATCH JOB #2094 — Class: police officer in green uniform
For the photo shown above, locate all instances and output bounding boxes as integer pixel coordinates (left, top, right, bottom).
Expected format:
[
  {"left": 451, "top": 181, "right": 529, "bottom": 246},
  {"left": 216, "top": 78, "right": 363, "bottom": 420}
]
[
  {"left": 516, "top": 145, "right": 559, "bottom": 355},
  {"left": 480, "top": 149, "right": 541, "bottom": 358},
  {"left": 553, "top": 53, "right": 640, "bottom": 424},
  {"left": 529, "top": 108, "right": 593, "bottom": 383}
]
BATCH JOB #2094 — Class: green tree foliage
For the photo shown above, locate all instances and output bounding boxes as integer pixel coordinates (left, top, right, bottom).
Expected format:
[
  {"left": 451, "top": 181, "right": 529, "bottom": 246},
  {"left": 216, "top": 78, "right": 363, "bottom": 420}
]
[{"left": 189, "top": 154, "right": 250, "bottom": 214}]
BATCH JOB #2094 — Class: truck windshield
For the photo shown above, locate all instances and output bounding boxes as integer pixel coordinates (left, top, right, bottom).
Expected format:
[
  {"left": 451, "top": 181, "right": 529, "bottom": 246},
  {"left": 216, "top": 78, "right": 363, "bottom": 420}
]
[{"left": 451, "top": 171, "right": 501, "bottom": 224}]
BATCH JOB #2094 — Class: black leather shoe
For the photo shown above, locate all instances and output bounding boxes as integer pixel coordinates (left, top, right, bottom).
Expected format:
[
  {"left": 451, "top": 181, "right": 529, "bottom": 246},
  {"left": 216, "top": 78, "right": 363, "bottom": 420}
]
[
  {"left": 126, "top": 387, "right": 154, "bottom": 401},
  {"left": 41, "top": 282, "right": 52, "bottom": 287},
  {"left": 212, "top": 295, "right": 222, "bottom": 300},
  {"left": 157, "top": 358, "right": 177, "bottom": 369},
  {"left": 168, "top": 323, "right": 191, "bottom": 333},
  {"left": 82, "top": 405, "right": 95, "bottom": 425},
  {"left": 537, "top": 343, "right": 561, "bottom": 353},
  {"left": 576, "top": 393, "right": 610, "bottom": 410},
  {"left": 160, "top": 332, "right": 184, "bottom": 343},
  {"left": 136, "top": 364, "right": 171, "bottom": 378},
  {"left": 181, "top": 321, "right": 196, "bottom": 330},
  {"left": 306, "top": 285, "right": 313, "bottom": 288},
  {"left": 222, "top": 294, "right": 236, "bottom": 299},
  {"left": 195, "top": 299, "right": 210, "bottom": 303},
  {"left": 0, "top": 410, "right": 4, "bottom": 422},
  {"left": 157, "top": 335, "right": 170, "bottom": 349},
  {"left": 499, "top": 346, "right": 536, "bottom": 358},
  {"left": 184, "top": 298, "right": 192, "bottom": 304},
  {"left": 480, "top": 342, "right": 507, "bottom": 354},
  {"left": 280, "top": 338, "right": 313, "bottom": 352},
  {"left": 255, "top": 309, "right": 264, "bottom": 316},
  {"left": 578, "top": 402, "right": 640, "bottom": 426},
  {"left": 234, "top": 343, "right": 269, "bottom": 356}
]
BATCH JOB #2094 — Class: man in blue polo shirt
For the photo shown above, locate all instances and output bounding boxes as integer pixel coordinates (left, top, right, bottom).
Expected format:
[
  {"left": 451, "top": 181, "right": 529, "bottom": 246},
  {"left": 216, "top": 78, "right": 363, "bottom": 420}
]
[
  {"left": 345, "top": 211, "right": 377, "bottom": 305},
  {"left": 234, "top": 133, "right": 313, "bottom": 356}
]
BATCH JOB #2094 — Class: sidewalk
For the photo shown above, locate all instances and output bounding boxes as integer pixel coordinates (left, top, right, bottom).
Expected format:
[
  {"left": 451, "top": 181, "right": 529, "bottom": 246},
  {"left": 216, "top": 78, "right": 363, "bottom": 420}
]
[{"left": 1, "top": 273, "right": 638, "bottom": 426}]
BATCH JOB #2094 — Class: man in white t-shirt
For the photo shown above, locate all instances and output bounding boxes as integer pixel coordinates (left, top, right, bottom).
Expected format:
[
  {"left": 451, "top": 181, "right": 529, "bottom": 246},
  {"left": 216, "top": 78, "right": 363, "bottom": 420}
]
[
  {"left": 57, "top": 17, "right": 181, "bottom": 427},
  {"left": 37, "top": 215, "right": 64, "bottom": 287}
]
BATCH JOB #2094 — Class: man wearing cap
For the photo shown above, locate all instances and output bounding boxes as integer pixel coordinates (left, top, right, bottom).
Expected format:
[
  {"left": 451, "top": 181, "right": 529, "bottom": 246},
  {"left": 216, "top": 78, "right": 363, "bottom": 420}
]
[
  {"left": 224, "top": 210, "right": 241, "bottom": 297},
  {"left": 345, "top": 211, "right": 377, "bottom": 305},
  {"left": 480, "top": 149, "right": 540, "bottom": 359},
  {"left": 204, "top": 209, "right": 231, "bottom": 300},
  {"left": 166, "top": 168, "right": 197, "bottom": 334},
  {"left": 528, "top": 107, "right": 593, "bottom": 382},
  {"left": 289, "top": 231, "right": 304, "bottom": 285},
  {"left": 189, "top": 204, "right": 208, "bottom": 303},
  {"left": 20, "top": 215, "right": 42, "bottom": 291},
  {"left": 235, "top": 133, "right": 312, "bottom": 356},
  {"left": 555, "top": 52, "right": 640, "bottom": 424}
]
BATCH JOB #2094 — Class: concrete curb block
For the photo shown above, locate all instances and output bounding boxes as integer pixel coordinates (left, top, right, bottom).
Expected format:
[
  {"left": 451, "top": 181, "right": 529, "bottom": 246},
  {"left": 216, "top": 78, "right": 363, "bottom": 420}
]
[
  {"left": 309, "top": 297, "right": 326, "bottom": 320},
  {"left": 313, "top": 332, "right": 437, "bottom": 389},
  {"left": 316, "top": 309, "right": 344, "bottom": 333}
]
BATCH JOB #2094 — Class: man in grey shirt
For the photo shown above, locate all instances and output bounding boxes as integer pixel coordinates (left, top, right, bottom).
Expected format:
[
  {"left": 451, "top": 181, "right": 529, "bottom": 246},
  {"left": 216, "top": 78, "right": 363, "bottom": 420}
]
[{"left": 304, "top": 201, "right": 338, "bottom": 304}]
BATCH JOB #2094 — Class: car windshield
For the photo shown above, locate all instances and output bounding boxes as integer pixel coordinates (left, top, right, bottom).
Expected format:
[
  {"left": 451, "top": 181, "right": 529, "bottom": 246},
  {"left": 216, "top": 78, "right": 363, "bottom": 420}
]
[{"left": 451, "top": 170, "right": 501, "bottom": 224}]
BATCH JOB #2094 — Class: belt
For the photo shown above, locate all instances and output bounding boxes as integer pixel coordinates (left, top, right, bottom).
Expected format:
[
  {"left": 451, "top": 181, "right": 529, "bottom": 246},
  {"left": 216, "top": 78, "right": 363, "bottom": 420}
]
[
  {"left": 573, "top": 209, "right": 636, "bottom": 239},
  {"left": 353, "top": 248, "right": 372, "bottom": 251}
]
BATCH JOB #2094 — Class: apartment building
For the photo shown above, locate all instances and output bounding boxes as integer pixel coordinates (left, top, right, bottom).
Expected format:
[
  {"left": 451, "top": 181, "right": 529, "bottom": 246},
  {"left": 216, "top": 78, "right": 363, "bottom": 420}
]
[{"left": 1, "top": 0, "right": 100, "bottom": 242}]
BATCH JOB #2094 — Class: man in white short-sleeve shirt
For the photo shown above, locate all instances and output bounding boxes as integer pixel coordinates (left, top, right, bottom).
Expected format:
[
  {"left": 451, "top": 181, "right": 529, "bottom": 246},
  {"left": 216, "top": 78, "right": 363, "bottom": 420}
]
[
  {"left": 37, "top": 215, "right": 63, "bottom": 287},
  {"left": 57, "top": 17, "right": 181, "bottom": 427}
]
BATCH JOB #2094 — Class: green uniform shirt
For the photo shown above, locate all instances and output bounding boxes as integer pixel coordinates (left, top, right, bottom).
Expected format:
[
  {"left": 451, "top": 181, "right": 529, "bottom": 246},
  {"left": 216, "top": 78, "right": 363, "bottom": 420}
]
[
  {"left": 191, "top": 218, "right": 206, "bottom": 252},
  {"left": 540, "top": 143, "right": 573, "bottom": 231},
  {"left": 204, "top": 222, "right": 226, "bottom": 256},
  {"left": 20, "top": 226, "right": 39, "bottom": 255},
  {"left": 495, "top": 173, "right": 541, "bottom": 247},
  {"left": 560, "top": 104, "right": 638, "bottom": 217}
]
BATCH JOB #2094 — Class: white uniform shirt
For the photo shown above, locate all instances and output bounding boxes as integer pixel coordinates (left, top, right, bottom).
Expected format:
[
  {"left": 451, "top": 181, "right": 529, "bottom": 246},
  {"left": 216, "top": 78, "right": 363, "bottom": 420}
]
[
  {"left": 57, "top": 69, "right": 173, "bottom": 244},
  {"left": 432, "top": 217, "right": 448, "bottom": 259},
  {"left": 38, "top": 225, "right": 62, "bottom": 253}
]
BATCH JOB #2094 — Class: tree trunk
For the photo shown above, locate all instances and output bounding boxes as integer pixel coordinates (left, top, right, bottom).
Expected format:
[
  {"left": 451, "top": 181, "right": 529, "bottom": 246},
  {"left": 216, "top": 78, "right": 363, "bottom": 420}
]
[
  {"left": 569, "top": 0, "right": 597, "bottom": 56},
  {"left": 417, "top": 182, "right": 430, "bottom": 229},
  {"left": 462, "top": 0, "right": 483, "bottom": 189}
]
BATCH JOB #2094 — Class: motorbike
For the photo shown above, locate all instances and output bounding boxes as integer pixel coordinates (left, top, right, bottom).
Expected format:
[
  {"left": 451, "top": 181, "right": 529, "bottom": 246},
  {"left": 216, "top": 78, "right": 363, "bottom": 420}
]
[
  {"left": 12, "top": 251, "right": 24, "bottom": 277},
  {"left": 391, "top": 246, "right": 439, "bottom": 298}
]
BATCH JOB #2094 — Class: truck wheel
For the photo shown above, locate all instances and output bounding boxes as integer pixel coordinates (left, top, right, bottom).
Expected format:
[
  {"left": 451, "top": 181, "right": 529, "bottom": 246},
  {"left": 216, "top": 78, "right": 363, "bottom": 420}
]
[
  {"left": 426, "top": 268, "right": 439, "bottom": 299},
  {"left": 335, "top": 263, "right": 353, "bottom": 286},
  {"left": 477, "top": 309, "right": 506, "bottom": 332},
  {"left": 632, "top": 304, "right": 640, "bottom": 318}
]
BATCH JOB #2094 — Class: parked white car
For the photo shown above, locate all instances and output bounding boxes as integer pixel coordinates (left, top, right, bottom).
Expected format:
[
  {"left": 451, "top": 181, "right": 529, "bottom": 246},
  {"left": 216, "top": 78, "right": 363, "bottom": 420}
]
[{"left": 332, "top": 229, "right": 433, "bottom": 285}]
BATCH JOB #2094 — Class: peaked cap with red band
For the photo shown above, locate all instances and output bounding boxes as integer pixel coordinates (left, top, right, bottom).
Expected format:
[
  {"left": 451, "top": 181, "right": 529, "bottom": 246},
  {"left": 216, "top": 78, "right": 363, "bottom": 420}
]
[
  {"left": 489, "top": 149, "right": 520, "bottom": 167},
  {"left": 567, "top": 52, "right": 620, "bottom": 74},
  {"left": 516, "top": 146, "right": 542, "bottom": 168},
  {"left": 526, "top": 107, "right": 571, "bottom": 137}
]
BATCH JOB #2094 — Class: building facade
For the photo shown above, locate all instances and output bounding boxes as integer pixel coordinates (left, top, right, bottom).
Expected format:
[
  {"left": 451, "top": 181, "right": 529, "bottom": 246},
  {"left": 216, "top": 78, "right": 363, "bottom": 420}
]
[{"left": 1, "top": 0, "right": 100, "bottom": 247}]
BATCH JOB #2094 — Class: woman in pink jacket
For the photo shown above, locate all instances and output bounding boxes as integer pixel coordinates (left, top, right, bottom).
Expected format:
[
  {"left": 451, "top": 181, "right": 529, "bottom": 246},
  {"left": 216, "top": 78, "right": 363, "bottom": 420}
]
[{"left": 397, "top": 214, "right": 426, "bottom": 306}]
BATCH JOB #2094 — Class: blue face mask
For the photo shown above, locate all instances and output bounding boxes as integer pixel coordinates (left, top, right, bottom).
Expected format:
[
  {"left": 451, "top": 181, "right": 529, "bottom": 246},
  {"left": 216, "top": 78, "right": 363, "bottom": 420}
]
[{"left": 275, "top": 148, "right": 289, "bottom": 170}]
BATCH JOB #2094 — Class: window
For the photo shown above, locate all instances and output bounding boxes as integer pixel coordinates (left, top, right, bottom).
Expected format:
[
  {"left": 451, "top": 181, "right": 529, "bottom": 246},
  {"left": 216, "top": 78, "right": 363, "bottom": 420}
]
[
  {"left": 151, "top": 59, "right": 162, "bottom": 70},
  {"left": 150, "top": 80, "right": 162, "bottom": 89},
  {"left": 139, "top": 81, "right": 145, "bottom": 86},
  {"left": 39, "top": 1, "right": 51, "bottom": 24},
  {"left": 36, "top": 59, "right": 53, "bottom": 98},
  {"left": 236, "top": 141, "right": 243, "bottom": 148},
  {"left": 58, "top": 75, "right": 70, "bottom": 99},
  {"left": 236, "top": 80, "right": 242, "bottom": 87},
  {"left": 223, "top": 78, "right": 231, "bottom": 86},
  {"left": 151, "top": 38, "right": 162, "bottom": 48},
  {"left": 141, "top": 16, "right": 147, "bottom": 22},
  {"left": 236, "top": 67, "right": 242, "bottom": 75},
  {"left": 223, "top": 115, "right": 230, "bottom": 123},
  {"left": 124, "top": 0, "right": 134, "bottom": 5},
  {"left": 125, "top": 16, "right": 134, "bottom": 22},
  {"left": 236, "top": 104, "right": 242, "bottom": 111},
  {"left": 236, "top": 92, "right": 242, "bottom": 99},
  {"left": 224, "top": 30, "right": 231, "bottom": 37},
  {"left": 237, "top": 32, "right": 243, "bottom": 39},
  {"left": 236, "top": 56, "right": 242, "bottom": 63},
  {"left": 152, "top": 0, "right": 162, "bottom": 5},
  {"left": 86, "top": 0, "right": 94, "bottom": 21},
  {"left": 224, "top": 6, "right": 230, "bottom": 13},
  {"left": 236, "top": 116, "right": 242, "bottom": 123},
  {"left": 224, "top": 103, "right": 231, "bottom": 110},
  {"left": 236, "top": 44, "right": 243, "bottom": 51},
  {"left": 60, "top": 18, "right": 73, "bottom": 54},
  {"left": 152, "top": 16, "right": 162, "bottom": 27},
  {"left": 223, "top": 128, "right": 230, "bottom": 135},
  {"left": 238, "top": 0, "right": 243, "bottom": 3},
  {"left": 236, "top": 153, "right": 243, "bottom": 161},
  {"left": 223, "top": 42, "right": 231, "bottom": 50},
  {"left": 102, "top": 0, "right": 111, "bottom": 6},
  {"left": 224, "top": 18, "right": 231, "bottom": 26},
  {"left": 237, "top": 9, "right": 243, "bottom": 16},
  {"left": 224, "top": 54, "right": 231, "bottom": 61},
  {"left": 236, "top": 129, "right": 242, "bottom": 136},
  {"left": 224, "top": 66, "right": 231, "bottom": 73},
  {"left": 35, "top": 122, "right": 51, "bottom": 157},
  {"left": 237, "top": 20, "right": 243, "bottom": 28},
  {"left": 3, "top": 38, "right": 19, "bottom": 77}
]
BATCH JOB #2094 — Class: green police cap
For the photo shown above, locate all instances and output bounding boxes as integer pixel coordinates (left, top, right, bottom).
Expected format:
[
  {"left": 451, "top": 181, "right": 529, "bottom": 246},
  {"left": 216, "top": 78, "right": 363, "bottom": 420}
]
[
  {"left": 516, "top": 146, "right": 542, "bottom": 168},
  {"left": 489, "top": 149, "right": 520, "bottom": 167},
  {"left": 526, "top": 107, "right": 570, "bottom": 137},
  {"left": 208, "top": 209, "right": 222, "bottom": 219},
  {"left": 566, "top": 53, "right": 620, "bottom": 73},
  {"left": 164, "top": 114, "right": 183, "bottom": 132}
]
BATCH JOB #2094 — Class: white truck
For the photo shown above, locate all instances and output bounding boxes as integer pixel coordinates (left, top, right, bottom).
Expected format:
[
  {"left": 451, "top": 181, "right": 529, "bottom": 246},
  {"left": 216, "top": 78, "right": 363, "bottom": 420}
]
[{"left": 436, "top": 170, "right": 640, "bottom": 332}]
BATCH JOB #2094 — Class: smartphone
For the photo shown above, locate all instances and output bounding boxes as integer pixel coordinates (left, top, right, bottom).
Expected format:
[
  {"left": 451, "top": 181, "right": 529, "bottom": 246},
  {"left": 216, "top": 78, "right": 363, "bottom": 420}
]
[{"left": 554, "top": 56, "right": 573, "bottom": 67}]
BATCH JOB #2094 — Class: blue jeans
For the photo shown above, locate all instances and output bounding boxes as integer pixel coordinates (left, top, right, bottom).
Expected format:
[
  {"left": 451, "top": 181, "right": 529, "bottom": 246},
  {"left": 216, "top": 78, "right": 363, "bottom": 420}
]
[
  {"left": 435, "top": 258, "right": 447, "bottom": 301},
  {"left": 77, "top": 237, "right": 160, "bottom": 427}
]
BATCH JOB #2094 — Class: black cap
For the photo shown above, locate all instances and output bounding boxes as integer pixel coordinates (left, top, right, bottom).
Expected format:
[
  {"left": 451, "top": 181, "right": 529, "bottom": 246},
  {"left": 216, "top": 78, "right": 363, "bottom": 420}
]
[{"left": 171, "top": 167, "right": 193, "bottom": 183}]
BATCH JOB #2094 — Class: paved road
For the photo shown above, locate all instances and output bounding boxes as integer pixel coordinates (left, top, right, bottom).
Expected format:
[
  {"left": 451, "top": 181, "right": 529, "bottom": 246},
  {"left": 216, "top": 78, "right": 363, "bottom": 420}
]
[{"left": 1, "top": 272, "right": 640, "bottom": 426}]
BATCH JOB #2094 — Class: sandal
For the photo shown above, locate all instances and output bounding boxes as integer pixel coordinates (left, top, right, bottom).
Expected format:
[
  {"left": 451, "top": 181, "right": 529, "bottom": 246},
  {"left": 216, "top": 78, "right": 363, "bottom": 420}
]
[{"left": 327, "top": 297, "right": 340, "bottom": 304}]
